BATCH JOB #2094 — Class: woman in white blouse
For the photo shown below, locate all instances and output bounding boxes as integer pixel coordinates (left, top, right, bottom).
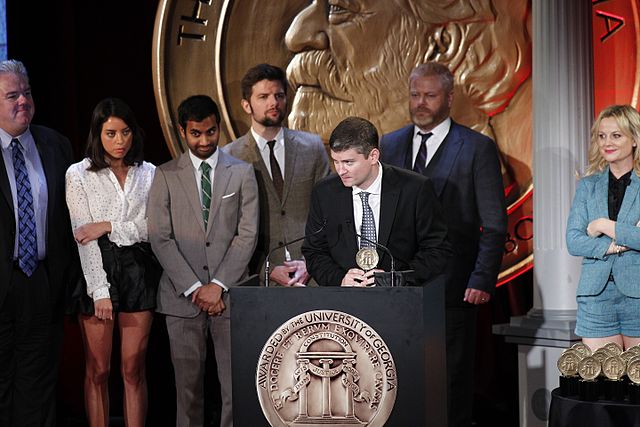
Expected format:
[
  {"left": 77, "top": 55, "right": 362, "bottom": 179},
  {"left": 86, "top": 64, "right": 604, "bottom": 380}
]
[{"left": 65, "top": 98, "right": 160, "bottom": 427}]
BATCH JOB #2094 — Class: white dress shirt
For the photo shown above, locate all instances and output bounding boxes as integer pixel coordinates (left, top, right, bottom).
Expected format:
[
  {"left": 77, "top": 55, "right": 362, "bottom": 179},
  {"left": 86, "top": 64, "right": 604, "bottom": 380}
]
[
  {"left": 66, "top": 159, "right": 156, "bottom": 301},
  {"left": 0, "top": 127, "right": 48, "bottom": 260},
  {"left": 188, "top": 148, "right": 219, "bottom": 206},
  {"left": 352, "top": 162, "right": 383, "bottom": 246},
  {"left": 412, "top": 117, "right": 451, "bottom": 169}
]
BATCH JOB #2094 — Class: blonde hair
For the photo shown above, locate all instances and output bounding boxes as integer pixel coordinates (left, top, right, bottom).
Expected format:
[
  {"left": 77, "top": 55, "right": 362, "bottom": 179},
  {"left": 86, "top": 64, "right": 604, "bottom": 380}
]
[{"left": 585, "top": 105, "right": 640, "bottom": 176}]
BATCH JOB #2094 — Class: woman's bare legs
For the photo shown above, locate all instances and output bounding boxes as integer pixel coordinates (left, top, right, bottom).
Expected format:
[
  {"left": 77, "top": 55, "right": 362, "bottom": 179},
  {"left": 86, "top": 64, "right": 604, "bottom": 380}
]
[
  {"left": 119, "top": 310, "right": 153, "bottom": 427},
  {"left": 79, "top": 314, "right": 114, "bottom": 427}
]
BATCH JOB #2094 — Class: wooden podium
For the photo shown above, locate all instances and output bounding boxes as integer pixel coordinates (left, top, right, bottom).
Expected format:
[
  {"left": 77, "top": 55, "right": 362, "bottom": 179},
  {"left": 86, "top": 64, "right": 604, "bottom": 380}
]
[{"left": 230, "top": 279, "right": 446, "bottom": 427}]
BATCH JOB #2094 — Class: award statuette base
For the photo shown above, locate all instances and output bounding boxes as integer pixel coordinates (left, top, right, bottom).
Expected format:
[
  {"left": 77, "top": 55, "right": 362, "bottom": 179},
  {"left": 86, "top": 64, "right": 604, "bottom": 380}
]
[
  {"left": 579, "top": 379, "right": 599, "bottom": 401},
  {"left": 628, "top": 382, "right": 640, "bottom": 404},
  {"left": 603, "top": 379, "right": 625, "bottom": 401},
  {"left": 559, "top": 375, "right": 580, "bottom": 397}
]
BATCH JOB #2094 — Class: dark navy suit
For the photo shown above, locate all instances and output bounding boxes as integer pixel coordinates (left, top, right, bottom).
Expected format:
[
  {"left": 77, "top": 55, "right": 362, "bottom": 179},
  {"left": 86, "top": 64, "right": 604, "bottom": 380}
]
[
  {"left": 0, "top": 125, "right": 78, "bottom": 427},
  {"left": 381, "top": 121, "right": 507, "bottom": 427}
]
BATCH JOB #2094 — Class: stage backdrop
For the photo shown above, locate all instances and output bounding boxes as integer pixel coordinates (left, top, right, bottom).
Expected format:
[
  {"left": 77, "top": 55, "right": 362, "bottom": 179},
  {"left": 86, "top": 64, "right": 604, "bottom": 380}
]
[{"left": 152, "top": 0, "right": 535, "bottom": 287}]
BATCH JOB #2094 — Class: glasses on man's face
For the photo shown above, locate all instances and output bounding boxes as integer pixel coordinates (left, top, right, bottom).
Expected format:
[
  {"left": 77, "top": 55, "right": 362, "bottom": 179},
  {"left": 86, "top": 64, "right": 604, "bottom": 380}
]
[{"left": 3, "top": 90, "right": 32, "bottom": 103}]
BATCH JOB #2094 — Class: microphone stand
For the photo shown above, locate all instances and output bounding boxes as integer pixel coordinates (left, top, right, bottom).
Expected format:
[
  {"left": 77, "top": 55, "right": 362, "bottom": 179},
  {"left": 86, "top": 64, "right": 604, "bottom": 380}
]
[{"left": 264, "top": 220, "right": 326, "bottom": 287}]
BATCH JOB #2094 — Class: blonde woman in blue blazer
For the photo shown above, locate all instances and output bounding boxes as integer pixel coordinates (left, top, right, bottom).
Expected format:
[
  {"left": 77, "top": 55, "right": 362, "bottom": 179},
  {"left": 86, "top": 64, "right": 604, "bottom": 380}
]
[{"left": 567, "top": 104, "right": 640, "bottom": 351}]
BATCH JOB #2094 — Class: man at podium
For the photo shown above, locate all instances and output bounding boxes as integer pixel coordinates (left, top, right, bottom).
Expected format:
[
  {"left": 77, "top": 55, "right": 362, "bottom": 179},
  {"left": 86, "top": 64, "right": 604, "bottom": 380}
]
[{"left": 302, "top": 116, "right": 452, "bottom": 287}]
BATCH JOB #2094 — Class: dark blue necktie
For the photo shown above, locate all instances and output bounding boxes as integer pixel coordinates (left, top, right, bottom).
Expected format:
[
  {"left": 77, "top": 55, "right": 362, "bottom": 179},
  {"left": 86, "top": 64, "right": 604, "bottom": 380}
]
[
  {"left": 413, "top": 132, "right": 432, "bottom": 174},
  {"left": 11, "top": 139, "right": 38, "bottom": 276}
]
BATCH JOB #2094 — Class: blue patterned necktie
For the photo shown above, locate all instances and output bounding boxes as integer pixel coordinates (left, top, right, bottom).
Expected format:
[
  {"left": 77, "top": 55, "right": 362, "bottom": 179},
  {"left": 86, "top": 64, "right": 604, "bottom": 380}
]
[
  {"left": 10, "top": 138, "right": 38, "bottom": 276},
  {"left": 200, "top": 161, "right": 212, "bottom": 229},
  {"left": 358, "top": 191, "right": 377, "bottom": 249},
  {"left": 413, "top": 132, "right": 432, "bottom": 174}
]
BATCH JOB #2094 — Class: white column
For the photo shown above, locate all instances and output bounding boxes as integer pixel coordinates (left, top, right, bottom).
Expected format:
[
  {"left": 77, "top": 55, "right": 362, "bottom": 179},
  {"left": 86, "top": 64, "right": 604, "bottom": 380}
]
[
  {"left": 494, "top": 2, "right": 593, "bottom": 426},
  {"left": 532, "top": 0, "right": 592, "bottom": 318}
]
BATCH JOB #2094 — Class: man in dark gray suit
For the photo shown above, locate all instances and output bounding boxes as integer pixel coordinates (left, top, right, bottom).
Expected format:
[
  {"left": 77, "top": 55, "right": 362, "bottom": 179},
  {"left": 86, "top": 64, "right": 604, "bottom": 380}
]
[
  {"left": 380, "top": 62, "right": 507, "bottom": 427},
  {"left": 148, "top": 95, "right": 259, "bottom": 427},
  {"left": 223, "top": 64, "right": 329, "bottom": 286},
  {"left": 0, "top": 59, "right": 77, "bottom": 427}
]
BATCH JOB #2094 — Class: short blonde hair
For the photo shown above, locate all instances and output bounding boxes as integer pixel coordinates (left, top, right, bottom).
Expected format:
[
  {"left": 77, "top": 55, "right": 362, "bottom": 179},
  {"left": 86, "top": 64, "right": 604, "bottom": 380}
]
[{"left": 586, "top": 105, "right": 640, "bottom": 176}]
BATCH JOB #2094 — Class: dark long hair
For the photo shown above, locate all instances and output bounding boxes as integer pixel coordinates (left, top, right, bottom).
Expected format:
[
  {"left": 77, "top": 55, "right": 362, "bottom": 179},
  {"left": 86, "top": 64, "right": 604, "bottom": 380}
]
[{"left": 86, "top": 98, "right": 144, "bottom": 171}]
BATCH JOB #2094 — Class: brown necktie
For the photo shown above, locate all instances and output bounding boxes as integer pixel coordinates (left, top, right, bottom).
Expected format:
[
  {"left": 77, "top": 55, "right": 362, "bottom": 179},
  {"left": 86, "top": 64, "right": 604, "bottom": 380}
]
[{"left": 267, "top": 140, "right": 283, "bottom": 199}]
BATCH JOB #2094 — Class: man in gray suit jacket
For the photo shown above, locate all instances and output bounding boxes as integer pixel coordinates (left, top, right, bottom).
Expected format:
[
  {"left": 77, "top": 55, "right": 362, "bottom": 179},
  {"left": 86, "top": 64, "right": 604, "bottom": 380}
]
[
  {"left": 148, "top": 95, "right": 258, "bottom": 427},
  {"left": 223, "top": 64, "right": 329, "bottom": 286}
]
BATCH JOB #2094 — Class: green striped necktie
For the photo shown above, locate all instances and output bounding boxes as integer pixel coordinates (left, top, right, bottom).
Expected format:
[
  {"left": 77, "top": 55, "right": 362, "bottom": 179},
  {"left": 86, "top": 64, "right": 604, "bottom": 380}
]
[{"left": 200, "top": 161, "right": 212, "bottom": 228}]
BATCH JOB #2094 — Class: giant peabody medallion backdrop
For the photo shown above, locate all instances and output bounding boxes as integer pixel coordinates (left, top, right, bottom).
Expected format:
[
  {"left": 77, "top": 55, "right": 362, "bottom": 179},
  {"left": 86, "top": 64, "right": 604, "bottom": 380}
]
[{"left": 152, "top": 0, "right": 534, "bottom": 283}]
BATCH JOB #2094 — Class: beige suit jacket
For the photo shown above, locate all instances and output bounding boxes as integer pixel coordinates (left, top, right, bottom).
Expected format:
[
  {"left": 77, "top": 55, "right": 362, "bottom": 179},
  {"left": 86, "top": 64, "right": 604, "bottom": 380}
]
[
  {"left": 222, "top": 128, "right": 329, "bottom": 281},
  {"left": 148, "top": 150, "right": 259, "bottom": 317}
]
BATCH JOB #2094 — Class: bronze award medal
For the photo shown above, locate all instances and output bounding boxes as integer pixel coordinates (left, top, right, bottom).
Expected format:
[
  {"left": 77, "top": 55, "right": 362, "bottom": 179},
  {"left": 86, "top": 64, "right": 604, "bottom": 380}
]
[
  {"left": 256, "top": 310, "right": 397, "bottom": 426},
  {"left": 627, "top": 345, "right": 640, "bottom": 357},
  {"left": 621, "top": 351, "right": 635, "bottom": 367},
  {"left": 557, "top": 350, "right": 581, "bottom": 377},
  {"left": 603, "top": 355, "right": 626, "bottom": 380},
  {"left": 603, "top": 342, "right": 623, "bottom": 356},
  {"left": 571, "top": 342, "right": 592, "bottom": 358},
  {"left": 592, "top": 348, "right": 612, "bottom": 366},
  {"left": 356, "top": 248, "right": 379, "bottom": 272},
  {"left": 628, "top": 358, "right": 640, "bottom": 384},
  {"left": 578, "top": 356, "right": 601, "bottom": 381}
]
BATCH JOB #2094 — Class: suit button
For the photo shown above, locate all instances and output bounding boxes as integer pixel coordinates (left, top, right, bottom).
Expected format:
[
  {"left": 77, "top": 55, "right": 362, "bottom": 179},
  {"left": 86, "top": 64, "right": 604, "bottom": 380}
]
[
  {"left": 281, "top": 210, "right": 286, "bottom": 215},
  {"left": 205, "top": 242, "right": 210, "bottom": 247},
  {"left": 278, "top": 241, "right": 283, "bottom": 246},
  {"left": 203, "top": 266, "right": 208, "bottom": 271}
]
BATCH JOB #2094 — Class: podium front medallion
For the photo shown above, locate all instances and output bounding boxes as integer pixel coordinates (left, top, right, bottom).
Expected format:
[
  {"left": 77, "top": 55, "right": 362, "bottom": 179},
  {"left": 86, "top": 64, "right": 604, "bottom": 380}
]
[{"left": 256, "top": 310, "right": 397, "bottom": 426}]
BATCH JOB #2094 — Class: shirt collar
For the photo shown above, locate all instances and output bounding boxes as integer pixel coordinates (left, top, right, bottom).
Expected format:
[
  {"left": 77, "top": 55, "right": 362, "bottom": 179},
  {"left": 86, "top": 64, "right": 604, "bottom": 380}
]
[
  {"left": 414, "top": 117, "right": 451, "bottom": 141},
  {"left": 251, "top": 127, "right": 284, "bottom": 151},
  {"left": 188, "top": 148, "right": 219, "bottom": 172},
  {"left": 0, "top": 126, "right": 32, "bottom": 151},
  {"left": 353, "top": 161, "right": 383, "bottom": 196}
]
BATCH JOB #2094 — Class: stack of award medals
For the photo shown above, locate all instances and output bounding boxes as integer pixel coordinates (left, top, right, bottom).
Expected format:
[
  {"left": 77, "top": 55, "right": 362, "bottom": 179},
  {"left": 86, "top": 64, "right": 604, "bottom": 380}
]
[{"left": 557, "top": 342, "right": 640, "bottom": 402}]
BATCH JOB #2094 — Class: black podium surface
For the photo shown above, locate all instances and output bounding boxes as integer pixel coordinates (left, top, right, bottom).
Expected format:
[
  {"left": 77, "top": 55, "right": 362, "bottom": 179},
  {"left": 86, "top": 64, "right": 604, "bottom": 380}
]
[
  {"left": 230, "top": 284, "right": 446, "bottom": 427},
  {"left": 549, "top": 388, "right": 640, "bottom": 427}
]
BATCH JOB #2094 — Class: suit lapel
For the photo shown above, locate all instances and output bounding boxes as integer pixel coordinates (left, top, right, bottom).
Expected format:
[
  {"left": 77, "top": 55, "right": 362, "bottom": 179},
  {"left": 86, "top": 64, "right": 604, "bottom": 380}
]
[
  {"left": 337, "top": 184, "right": 358, "bottom": 255},
  {"left": 177, "top": 153, "right": 206, "bottom": 234},
  {"left": 426, "top": 122, "right": 464, "bottom": 197},
  {"left": 617, "top": 171, "right": 640, "bottom": 223},
  {"left": 33, "top": 131, "right": 55, "bottom": 212},
  {"left": 595, "top": 170, "right": 609, "bottom": 220},
  {"left": 0, "top": 149, "right": 12, "bottom": 211},
  {"left": 398, "top": 125, "right": 414, "bottom": 170},
  {"left": 245, "top": 133, "right": 281, "bottom": 205},
  {"left": 378, "top": 165, "right": 399, "bottom": 249},
  {"left": 207, "top": 151, "right": 232, "bottom": 235},
  {"left": 282, "top": 129, "right": 298, "bottom": 204}
]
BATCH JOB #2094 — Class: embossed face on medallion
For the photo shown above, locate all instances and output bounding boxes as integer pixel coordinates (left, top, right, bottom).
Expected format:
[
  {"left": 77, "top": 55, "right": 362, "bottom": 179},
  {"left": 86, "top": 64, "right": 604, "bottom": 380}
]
[
  {"left": 285, "top": 0, "right": 428, "bottom": 141},
  {"left": 256, "top": 310, "right": 397, "bottom": 427}
]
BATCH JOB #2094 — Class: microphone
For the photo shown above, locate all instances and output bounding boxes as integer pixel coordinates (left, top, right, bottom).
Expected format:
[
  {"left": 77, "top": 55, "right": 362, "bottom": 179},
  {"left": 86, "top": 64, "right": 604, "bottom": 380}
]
[
  {"left": 264, "top": 220, "right": 327, "bottom": 287},
  {"left": 345, "top": 219, "right": 398, "bottom": 287}
]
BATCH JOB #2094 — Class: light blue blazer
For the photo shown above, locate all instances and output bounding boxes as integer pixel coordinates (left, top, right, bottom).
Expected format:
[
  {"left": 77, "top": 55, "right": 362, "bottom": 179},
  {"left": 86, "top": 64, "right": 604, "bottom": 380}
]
[{"left": 566, "top": 168, "right": 640, "bottom": 297}]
